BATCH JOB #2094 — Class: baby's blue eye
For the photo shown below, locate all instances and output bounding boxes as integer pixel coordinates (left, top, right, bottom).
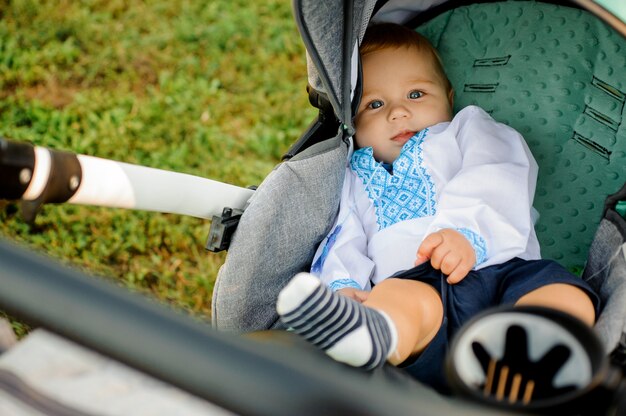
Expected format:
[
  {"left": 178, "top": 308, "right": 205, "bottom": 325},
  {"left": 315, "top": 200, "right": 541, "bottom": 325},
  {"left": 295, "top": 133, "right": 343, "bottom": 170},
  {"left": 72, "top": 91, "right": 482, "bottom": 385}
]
[
  {"left": 408, "top": 90, "right": 423, "bottom": 99},
  {"left": 368, "top": 100, "right": 383, "bottom": 109}
]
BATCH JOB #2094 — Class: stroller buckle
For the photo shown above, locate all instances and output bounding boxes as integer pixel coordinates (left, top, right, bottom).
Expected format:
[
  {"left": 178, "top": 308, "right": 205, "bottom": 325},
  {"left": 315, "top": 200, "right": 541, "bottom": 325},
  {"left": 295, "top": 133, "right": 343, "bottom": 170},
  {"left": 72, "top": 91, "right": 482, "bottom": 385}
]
[{"left": 205, "top": 207, "right": 244, "bottom": 252}]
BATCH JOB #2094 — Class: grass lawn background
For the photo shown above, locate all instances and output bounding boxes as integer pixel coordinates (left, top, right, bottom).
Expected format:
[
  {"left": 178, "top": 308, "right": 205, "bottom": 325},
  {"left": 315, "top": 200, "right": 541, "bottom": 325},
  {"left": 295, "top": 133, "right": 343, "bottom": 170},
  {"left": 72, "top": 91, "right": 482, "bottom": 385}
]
[{"left": 0, "top": 0, "right": 316, "bottom": 332}]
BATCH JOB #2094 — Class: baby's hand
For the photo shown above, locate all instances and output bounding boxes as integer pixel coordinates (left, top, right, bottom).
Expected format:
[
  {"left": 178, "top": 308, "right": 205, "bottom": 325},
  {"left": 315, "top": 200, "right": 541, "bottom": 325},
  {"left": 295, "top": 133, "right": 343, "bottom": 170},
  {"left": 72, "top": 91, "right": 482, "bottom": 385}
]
[
  {"left": 337, "top": 287, "right": 369, "bottom": 303},
  {"left": 416, "top": 229, "right": 476, "bottom": 284}
]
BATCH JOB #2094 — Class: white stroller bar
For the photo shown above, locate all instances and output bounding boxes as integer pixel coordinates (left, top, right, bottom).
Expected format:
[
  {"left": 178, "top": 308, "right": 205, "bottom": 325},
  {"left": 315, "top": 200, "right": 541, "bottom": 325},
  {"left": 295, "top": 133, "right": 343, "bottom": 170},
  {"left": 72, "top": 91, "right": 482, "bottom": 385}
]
[{"left": 0, "top": 138, "right": 254, "bottom": 220}]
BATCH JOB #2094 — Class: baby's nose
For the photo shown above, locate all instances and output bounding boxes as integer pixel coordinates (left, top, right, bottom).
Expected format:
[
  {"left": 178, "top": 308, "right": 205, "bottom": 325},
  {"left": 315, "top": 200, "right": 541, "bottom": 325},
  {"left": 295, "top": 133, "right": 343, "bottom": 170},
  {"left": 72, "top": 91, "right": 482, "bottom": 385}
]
[{"left": 389, "top": 104, "right": 410, "bottom": 120}]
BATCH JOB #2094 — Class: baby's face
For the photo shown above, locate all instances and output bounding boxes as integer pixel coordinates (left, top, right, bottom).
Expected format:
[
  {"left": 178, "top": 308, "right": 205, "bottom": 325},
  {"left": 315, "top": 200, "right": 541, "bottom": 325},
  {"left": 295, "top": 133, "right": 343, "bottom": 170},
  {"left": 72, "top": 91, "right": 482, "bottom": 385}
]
[{"left": 354, "top": 46, "right": 453, "bottom": 164}]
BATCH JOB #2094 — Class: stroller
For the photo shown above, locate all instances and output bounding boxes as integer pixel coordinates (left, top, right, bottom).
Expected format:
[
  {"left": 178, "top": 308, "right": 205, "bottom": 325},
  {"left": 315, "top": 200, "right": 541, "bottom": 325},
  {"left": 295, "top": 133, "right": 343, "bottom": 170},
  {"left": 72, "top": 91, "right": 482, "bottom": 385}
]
[{"left": 1, "top": 0, "right": 626, "bottom": 414}]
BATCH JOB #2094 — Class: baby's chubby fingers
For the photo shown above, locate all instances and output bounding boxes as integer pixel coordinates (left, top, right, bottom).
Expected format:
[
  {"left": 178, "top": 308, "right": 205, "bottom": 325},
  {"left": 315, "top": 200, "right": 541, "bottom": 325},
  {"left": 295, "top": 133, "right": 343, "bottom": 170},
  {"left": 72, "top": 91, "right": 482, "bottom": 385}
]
[
  {"left": 429, "top": 245, "right": 450, "bottom": 270},
  {"left": 415, "top": 232, "right": 444, "bottom": 266},
  {"left": 439, "top": 251, "right": 462, "bottom": 277},
  {"left": 446, "top": 260, "right": 473, "bottom": 284},
  {"left": 416, "top": 229, "right": 477, "bottom": 284}
]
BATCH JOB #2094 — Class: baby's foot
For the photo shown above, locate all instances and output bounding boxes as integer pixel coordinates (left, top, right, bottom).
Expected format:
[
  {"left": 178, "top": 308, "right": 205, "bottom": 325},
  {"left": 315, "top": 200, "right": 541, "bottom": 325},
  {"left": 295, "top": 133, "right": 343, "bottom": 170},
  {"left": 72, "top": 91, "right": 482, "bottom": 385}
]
[{"left": 277, "top": 272, "right": 397, "bottom": 369}]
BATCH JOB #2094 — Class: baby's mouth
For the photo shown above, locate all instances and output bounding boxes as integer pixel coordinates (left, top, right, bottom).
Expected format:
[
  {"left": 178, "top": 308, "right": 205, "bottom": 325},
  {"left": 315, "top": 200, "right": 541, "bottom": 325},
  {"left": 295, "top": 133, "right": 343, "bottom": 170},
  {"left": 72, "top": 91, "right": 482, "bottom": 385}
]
[{"left": 391, "top": 131, "right": 416, "bottom": 144}]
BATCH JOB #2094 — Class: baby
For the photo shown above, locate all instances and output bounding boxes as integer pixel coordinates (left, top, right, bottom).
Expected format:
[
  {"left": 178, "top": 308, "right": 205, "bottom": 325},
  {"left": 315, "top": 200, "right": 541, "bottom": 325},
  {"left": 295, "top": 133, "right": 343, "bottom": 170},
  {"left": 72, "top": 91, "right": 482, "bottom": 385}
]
[{"left": 276, "top": 23, "right": 598, "bottom": 393}]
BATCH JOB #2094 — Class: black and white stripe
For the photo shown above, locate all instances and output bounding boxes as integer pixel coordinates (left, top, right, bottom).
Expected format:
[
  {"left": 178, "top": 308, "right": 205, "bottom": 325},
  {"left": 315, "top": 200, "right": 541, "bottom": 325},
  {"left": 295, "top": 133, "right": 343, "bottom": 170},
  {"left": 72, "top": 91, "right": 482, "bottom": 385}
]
[{"left": 279, "top": 278, "right": 392, "bottom": 370}]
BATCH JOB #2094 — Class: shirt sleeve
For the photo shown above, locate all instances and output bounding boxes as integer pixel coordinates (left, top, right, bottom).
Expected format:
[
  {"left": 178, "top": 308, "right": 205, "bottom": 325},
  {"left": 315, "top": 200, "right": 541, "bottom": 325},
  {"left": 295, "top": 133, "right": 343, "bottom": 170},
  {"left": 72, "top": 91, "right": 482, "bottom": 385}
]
[
  {"left": 310, "top": 169, "right": 375, "bottom": 290},
  {"left": 424, "top": 106, "right": 539, "bottom": 268}
]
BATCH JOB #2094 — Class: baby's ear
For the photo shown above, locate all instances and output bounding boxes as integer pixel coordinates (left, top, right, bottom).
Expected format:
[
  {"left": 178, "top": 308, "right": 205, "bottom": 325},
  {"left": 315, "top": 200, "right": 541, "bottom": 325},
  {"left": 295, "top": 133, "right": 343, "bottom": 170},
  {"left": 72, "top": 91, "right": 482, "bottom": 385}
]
[{"left": 448, "top": 88, "right": 455, "bottom": 108}]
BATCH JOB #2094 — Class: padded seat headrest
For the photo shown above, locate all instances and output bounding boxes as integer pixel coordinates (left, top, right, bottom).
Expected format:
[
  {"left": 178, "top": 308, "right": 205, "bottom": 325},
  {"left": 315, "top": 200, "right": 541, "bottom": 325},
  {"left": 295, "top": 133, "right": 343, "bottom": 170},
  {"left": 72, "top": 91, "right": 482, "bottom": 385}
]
[{"left": 417, "top": 1, "right": 626, "bottom": 269}]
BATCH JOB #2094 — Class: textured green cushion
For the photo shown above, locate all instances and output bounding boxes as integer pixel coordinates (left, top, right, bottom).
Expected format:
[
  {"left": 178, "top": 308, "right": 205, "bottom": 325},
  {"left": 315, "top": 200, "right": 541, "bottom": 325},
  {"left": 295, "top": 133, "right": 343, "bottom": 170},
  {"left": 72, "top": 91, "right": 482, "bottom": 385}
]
[{"left": 418, "top": 1, "right": 626, "bottom": 269}]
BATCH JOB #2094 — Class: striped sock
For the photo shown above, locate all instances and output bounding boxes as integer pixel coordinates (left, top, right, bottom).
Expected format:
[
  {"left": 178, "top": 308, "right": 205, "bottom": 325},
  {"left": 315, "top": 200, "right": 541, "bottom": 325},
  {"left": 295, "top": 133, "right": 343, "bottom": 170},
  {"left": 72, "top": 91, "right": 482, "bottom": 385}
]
[{"left": 277, "top": 272, "right": 397, "bottom": 370}]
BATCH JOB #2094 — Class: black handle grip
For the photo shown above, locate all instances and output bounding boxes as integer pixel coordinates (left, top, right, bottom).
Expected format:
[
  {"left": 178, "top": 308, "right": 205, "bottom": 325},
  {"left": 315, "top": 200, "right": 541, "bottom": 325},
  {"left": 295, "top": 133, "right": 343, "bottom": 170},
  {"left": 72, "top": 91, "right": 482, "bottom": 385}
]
[{"left": 0, "top": 138, "right": 35, "bottom": 200}]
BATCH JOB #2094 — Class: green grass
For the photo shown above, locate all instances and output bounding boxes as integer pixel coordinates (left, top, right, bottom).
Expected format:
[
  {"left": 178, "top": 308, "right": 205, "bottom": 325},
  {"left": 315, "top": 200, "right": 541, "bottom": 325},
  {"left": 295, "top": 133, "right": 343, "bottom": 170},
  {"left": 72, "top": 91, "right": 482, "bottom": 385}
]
[{"left": 0, "top": 0, "right": 317, "bottom": 327}]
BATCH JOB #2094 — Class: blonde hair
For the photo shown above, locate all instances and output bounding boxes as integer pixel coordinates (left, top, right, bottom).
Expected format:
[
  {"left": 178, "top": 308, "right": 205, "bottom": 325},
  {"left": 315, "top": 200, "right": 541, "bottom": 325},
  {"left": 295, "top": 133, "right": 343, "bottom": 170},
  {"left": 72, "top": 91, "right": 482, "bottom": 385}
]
[{"left": 360, "top": 23, "right": 452, "bottom": 93}]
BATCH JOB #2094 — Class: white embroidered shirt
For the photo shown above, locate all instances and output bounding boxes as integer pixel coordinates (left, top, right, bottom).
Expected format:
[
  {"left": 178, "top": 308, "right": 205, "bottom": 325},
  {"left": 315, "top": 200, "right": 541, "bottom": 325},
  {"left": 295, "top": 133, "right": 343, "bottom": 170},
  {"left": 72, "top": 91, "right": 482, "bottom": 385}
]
[{"left": 311, "top": 106, "right": 541, "bottom": 291}]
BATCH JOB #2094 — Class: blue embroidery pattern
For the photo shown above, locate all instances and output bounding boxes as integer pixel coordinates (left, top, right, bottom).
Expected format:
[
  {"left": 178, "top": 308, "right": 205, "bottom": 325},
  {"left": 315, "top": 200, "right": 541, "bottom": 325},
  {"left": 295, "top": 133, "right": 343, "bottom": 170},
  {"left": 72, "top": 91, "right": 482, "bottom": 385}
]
[
  {"left": 350, "top": 129, "right": 436, "bottom": 229},
  {"left": 457, "top": 227, "right": 488, "bottom": 265},
  {"left": 329, "top": 278, "right": 362, "bottom": 292},
  {"left": 311, "top": 225, "right": 342, "bottom": 275}
]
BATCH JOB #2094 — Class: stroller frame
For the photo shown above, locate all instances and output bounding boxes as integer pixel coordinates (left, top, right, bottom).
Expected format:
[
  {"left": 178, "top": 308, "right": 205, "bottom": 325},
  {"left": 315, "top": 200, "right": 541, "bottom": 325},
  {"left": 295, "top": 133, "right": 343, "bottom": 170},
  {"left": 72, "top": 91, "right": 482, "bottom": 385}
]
[{"left": 1, "top": 0, "right": 626, "bottom": 415}]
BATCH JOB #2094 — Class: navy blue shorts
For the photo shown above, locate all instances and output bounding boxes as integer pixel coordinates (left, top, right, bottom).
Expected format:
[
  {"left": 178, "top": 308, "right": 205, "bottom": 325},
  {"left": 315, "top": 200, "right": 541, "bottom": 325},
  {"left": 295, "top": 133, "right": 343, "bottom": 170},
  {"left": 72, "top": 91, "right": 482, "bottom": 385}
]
[{"left": 390, "top": 257, "right": 600, "bottom": 393}]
